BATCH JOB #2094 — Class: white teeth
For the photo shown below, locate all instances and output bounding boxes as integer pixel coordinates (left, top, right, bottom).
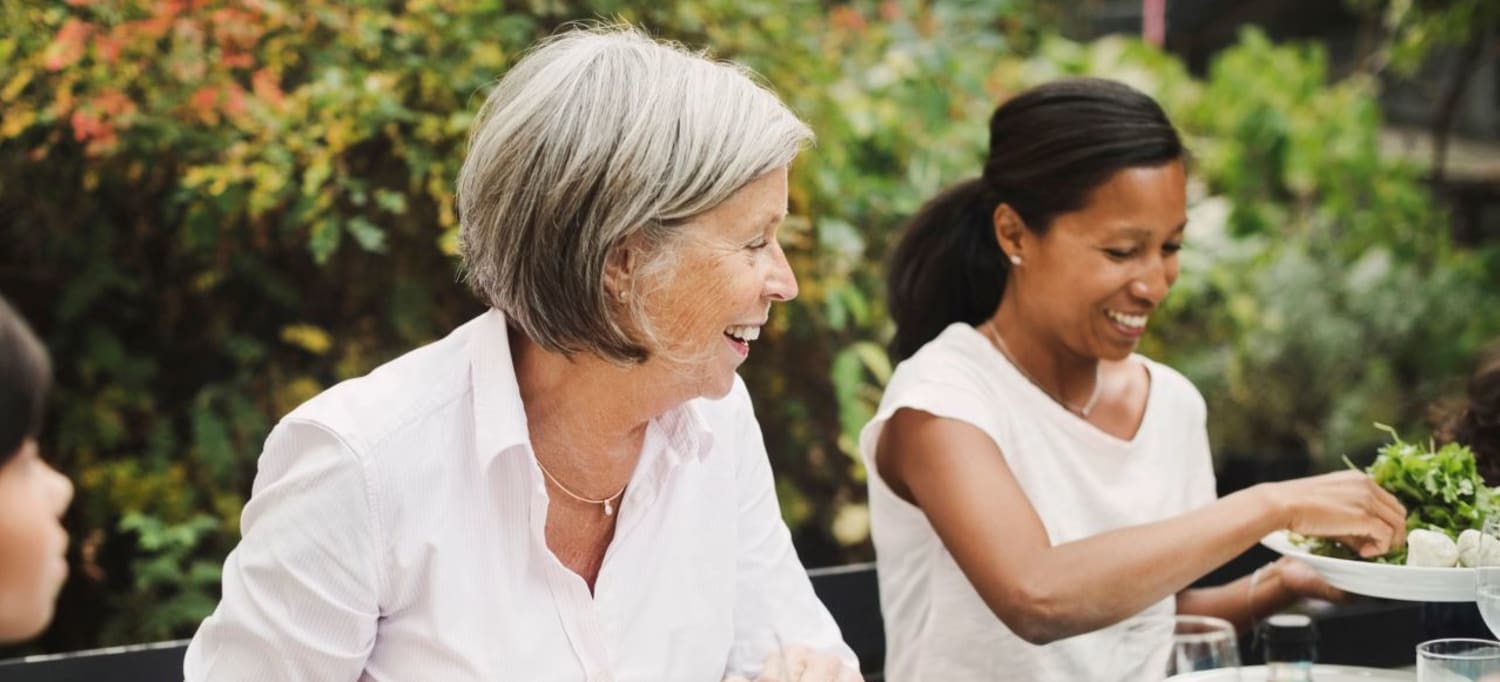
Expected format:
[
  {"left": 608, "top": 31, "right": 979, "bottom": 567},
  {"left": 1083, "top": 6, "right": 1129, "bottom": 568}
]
[
  {"left": 1106, "top": 310, "right": 1148, "bottom": 329},
  {"left": 724, "top": 325, "right": 761, "bottom": 342}
]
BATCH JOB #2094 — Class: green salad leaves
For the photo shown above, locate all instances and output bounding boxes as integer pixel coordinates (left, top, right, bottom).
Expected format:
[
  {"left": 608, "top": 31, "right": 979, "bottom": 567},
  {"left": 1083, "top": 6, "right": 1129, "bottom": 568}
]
[{"left": 1301, "top": 424, "right": 1498, "bottom": 564}]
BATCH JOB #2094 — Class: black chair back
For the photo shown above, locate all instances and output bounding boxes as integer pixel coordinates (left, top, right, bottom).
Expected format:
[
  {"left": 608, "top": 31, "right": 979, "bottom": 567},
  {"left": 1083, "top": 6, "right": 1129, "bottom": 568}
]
[
  {"left": 0, "top": 639, "right": 188, "bottom": 682},
  {"left": 807, "top": 562, "right": 885, "bottom": 680}
]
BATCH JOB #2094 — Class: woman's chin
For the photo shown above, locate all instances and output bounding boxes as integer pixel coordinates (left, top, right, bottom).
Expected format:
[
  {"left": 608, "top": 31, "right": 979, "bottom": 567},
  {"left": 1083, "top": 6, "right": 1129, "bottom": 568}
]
[{"left": 699, "top": 375, "right": 737, "bottom": 401}]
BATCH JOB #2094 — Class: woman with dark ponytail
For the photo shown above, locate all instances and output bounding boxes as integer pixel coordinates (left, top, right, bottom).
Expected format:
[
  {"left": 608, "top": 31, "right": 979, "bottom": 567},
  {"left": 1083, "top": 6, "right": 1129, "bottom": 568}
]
[
  {"left": 860, "top": 78, "right": 1408, "bottom": 680},
  {"left": 1441, "top": 344, "right": 1500, "bottom": 486}
]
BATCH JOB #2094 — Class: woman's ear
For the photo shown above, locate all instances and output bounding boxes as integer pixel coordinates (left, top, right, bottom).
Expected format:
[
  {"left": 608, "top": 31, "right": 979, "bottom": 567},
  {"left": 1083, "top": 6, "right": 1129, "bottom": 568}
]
[
  {"left": 992, "top": 203, "right": 1027, "bottom": 264},
  {"left": 603, "top": 236, "right": 641, "bottom": 304}
]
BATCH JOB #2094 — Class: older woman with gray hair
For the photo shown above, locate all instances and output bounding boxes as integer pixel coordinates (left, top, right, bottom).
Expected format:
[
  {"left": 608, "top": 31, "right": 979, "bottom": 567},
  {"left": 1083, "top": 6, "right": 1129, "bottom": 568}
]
[{"left": 184, "top": 26, "right": 859, "bottom": 682}]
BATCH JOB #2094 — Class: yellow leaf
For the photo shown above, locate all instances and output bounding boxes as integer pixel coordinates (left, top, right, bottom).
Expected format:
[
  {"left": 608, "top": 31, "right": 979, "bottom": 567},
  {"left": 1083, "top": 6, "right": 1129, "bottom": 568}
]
[
  {"left": 279, "top": 324, "right": 332, "bottom": 355},
  {"left": 2, "top": 68, "right": 34, "bottom": 101},
  {"left": 0, "top": 108, "right": 36, "bottom": 138}
]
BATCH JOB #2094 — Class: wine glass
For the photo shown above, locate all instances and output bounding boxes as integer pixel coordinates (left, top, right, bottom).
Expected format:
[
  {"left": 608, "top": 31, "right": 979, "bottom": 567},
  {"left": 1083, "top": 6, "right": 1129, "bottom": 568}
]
[
  {"left": 1118, "top": 614, "right": 1241, "bottom": 680},
  {"left": 1476, "top": 518, "right": 1500, "bottom": 637}
]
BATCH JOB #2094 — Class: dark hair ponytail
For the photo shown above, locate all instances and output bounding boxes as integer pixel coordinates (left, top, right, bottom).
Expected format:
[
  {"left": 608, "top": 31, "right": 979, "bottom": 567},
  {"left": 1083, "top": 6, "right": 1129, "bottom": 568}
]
[
  {"left": 887, "top": 77, "right": 1185, "bottom": 361},
  {"left": 0, "top": 294, "right": 51, "bottom": 465},
  {"left": 1441, "top": 345, "right": 1500, "bottom": 485}
]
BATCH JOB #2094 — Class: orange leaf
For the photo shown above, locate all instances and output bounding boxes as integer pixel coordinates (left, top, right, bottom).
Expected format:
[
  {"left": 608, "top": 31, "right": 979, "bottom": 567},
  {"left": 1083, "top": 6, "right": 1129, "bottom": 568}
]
[{"left": 223, "top": 83, "right": 247, "bottom": 118}]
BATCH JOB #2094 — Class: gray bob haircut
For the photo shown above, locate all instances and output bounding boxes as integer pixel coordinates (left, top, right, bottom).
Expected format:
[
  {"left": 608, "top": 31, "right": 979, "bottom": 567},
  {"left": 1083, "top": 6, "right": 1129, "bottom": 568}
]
[{"left": 456, "top": 25, "right": 813, "bottom": 364}]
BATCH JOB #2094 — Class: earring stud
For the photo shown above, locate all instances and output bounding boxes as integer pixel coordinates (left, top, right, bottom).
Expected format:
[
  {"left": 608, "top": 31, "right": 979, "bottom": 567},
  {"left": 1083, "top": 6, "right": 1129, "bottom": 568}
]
[{"left": 1009, "top": 255, "right": 1022, "bottom": 266}]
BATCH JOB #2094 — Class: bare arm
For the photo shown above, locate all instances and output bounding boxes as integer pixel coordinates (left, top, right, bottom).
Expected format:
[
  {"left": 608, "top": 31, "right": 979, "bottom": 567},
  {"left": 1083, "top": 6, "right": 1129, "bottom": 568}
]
[{"left": 877, "top": 408, "right": 1404, "bottom": 645}]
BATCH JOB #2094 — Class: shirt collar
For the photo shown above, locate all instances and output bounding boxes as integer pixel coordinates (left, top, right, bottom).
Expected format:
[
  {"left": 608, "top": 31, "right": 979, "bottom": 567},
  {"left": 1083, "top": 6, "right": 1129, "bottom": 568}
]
[
  {"left": 468, "top": 308, "right": 532, "bottom": 468},
  {"left": 655, "top": 398, "right": 716, "bottom": 466}
]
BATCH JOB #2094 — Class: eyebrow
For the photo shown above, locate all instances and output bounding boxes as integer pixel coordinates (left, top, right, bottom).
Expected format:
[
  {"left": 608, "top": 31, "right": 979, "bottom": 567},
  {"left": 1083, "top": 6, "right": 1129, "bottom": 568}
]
[
  {"left": 756, "top": 211, "right": 788, "bottom": 231},
  {"left": 1112, "top": 222, "right": 1188, "bottom": 240}
]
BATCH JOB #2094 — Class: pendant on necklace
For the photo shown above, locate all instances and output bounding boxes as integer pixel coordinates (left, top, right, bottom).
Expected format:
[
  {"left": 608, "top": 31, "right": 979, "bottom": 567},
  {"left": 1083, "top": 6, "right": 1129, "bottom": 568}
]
[{"left": 603, "top": 499, "right": 615, "bottom": 517}]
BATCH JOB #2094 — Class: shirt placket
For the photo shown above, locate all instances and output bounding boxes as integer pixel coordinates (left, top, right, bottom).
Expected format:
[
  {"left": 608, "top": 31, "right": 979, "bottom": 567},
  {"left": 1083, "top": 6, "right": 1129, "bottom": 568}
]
[{"left": 529, "top": 470, "right": 617, "bottom": 682}]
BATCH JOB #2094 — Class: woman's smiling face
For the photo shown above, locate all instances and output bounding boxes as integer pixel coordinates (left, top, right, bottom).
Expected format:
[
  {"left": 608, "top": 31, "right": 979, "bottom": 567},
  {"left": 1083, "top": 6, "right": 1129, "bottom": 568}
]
[
  {"left": 637, "top": 166, "right": 799, "bottom": 399},
  {"left": 1004, "top": 160, "right": 1188, "bottom": 361}
]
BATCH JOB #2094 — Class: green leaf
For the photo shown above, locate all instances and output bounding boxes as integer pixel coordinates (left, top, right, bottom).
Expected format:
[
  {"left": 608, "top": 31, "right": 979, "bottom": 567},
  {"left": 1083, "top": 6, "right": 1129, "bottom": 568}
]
[
  {"left": 309, "top": 219, "right": 342, "bottom": 264},
  {"left": 347, "top": 216, "right": 387, "bottom": 253}
]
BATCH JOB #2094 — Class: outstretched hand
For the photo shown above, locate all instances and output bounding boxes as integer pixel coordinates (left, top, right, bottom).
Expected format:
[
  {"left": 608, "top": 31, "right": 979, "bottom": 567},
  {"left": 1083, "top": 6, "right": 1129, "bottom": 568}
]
[
  {"left": 1274, "top": 556, "right": 1348, "bottom": 603},
  {"left": 1264, "top": 471, "right": 1407, "bottom": 559}
]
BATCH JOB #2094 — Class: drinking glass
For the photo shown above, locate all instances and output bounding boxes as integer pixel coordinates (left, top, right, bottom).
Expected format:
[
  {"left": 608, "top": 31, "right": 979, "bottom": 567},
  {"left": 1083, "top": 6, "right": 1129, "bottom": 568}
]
[
  {"left": 1416, "top": 638, "right": 1500, "bottom": 681},
  {"left": 1119, "top": 614, "right": 1241, "bottom": 680}
]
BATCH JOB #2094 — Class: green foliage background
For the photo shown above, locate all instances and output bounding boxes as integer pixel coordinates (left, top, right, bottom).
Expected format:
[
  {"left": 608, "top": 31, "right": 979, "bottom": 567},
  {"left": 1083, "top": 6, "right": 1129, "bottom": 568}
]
[{"left": 1, "top": 0, "right": 1496, "bottom": 651}]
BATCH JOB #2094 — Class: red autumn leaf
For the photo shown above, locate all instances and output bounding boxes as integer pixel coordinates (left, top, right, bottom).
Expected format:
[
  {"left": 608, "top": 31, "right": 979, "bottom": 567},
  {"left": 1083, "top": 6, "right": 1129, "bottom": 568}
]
[
  {"left": 70, "top": 109, "right": 109, "bottom": 142},
  {"left": 222, "top": 82, "right": 247, "bottom": 118},
  {"left": 126, "top": 11, "right": 176, "bottom": 42},
  {"left": 44, "top": 18, "right": 92, "bottom": 71},
  {"left": 94, "top": 34, "right": 122, "bottom": 64},
  {"left": 154, "top": 0, "right": 186, "bottom": 18},
  {"left": 93, "top": 89, "right": 135, "bottom": 117},
  {"left": 251, "top": 68, "right": 284, "bottom": 107},
  {"left": 221, "top": 51, "right": 254, "bottom": 69},
  {"left": 189, "top": 85, "right": 219, "bottom": 122},
  {"left": 211, "top": 8, "right": 264, "bottom": 50},
  {"left": 85, "top": 127, "right": 120, "bottom": 156}
]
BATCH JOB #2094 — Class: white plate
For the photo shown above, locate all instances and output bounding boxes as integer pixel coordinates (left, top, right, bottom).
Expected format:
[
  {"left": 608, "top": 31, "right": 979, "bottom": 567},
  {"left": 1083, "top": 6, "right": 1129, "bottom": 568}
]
[
  {"left": 1168, "top": 664, "right": 1412, "bottom": 680},
  {"left": 1262, "top": 530, "right": 1475, "bottom": 602}
]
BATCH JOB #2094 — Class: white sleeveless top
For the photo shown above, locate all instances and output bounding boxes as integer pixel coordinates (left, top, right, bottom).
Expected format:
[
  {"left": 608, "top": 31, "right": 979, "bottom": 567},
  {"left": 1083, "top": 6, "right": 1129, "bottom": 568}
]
[{"left": 859, "top": 323, "right": 1217, "bottom": 682}]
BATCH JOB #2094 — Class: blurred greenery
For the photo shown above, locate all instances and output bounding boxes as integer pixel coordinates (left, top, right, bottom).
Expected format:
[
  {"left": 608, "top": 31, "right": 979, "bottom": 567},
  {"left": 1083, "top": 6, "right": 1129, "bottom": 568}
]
[
  {"left": 1, "top": 0, "right": 1496, "bottom": 652},
  {"left": 1344, "top": 0, "right": 1500, "bottom": 76}
]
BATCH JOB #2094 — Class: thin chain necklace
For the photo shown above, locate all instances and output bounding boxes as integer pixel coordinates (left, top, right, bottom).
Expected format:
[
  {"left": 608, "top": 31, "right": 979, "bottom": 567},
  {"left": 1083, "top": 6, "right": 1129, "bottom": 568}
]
[
  {"left": 983, "top": 318, "right": 1102, "bottom": 418},
  {"left": 535, "top": 459, "right": 627, "bottom": 517}
]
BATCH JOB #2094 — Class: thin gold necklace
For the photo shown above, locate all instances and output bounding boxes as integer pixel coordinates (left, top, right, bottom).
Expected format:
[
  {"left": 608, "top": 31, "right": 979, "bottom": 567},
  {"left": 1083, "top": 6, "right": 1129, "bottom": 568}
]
[
  {"left": 983, "top": 318, "right": 1102, "bottom": 418},
  {"left": 535, "top": 459, "right": 627, "bottom": 517}
]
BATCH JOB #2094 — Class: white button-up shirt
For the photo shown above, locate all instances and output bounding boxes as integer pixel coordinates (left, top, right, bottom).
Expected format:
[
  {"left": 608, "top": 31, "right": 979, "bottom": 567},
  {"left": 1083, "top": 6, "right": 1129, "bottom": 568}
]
[{"left": 184, "top": 310, "right": 855, "bottom": 681}]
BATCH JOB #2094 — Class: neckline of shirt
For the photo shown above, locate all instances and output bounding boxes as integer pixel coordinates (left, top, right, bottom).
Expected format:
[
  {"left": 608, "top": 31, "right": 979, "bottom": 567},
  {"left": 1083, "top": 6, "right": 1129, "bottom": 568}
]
[
  {"left": 468, "top": 308, "right": 716, "bottom": 471},
  {"left": 956, "top": 323, "right": 1156, "bottom": 451}
]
